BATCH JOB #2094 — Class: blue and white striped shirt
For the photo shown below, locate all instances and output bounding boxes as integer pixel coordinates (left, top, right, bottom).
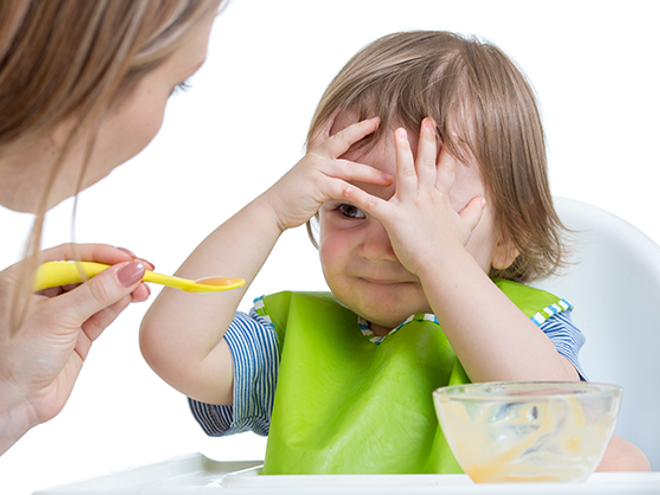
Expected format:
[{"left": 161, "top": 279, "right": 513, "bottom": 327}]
[{"left": 189, "top": 306, "right": 586, "bottom": 437}]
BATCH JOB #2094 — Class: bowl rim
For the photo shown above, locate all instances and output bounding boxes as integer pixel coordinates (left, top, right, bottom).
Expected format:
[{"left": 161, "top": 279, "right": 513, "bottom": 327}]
[{"left": 432, "top": 380, "right": 623, "bottom": 401}]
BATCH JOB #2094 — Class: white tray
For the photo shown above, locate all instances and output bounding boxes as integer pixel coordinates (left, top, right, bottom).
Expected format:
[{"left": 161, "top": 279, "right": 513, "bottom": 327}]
[{"left": 35, "top": 453, "right": 660, "bottom": 494}]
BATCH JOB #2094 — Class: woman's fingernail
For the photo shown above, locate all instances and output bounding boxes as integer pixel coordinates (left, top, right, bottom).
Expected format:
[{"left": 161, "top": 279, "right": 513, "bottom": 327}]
[
  {"left": 118, "top": 262, "right": 145, "bottom": 288},
  {"left": 370, "top": 117, "right": 381, "bottom": 124},
  {"left": 118, "top": 247, "right": 154, "bottom": 270},
  {"left": 138, "top": 258, "right": 156, "bottom": 271},
  {"left": 117, "top": 247, "right": 137, "bottom": 258}
]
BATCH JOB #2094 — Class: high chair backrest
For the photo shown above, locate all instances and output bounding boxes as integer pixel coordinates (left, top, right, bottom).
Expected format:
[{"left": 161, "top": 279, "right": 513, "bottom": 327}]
[{"left": 531, "top": 197, "right": 660, "bottom": 470}]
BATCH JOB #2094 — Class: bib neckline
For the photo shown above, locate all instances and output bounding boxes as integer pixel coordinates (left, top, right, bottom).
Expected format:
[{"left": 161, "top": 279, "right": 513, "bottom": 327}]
[{"left": 358, "top": 313, "right": 439, "bottom": 344}]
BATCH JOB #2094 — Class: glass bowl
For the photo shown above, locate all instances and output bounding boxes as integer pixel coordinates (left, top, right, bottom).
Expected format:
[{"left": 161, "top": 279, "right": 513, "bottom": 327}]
[{"left": 432, "top": 381, "right": 622, "bottom": 483}]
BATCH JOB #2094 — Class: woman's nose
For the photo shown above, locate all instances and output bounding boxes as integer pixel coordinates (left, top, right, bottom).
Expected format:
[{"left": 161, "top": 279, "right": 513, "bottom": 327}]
[{"left": 358, "top": 221, "right": 397, "bottom": 262}]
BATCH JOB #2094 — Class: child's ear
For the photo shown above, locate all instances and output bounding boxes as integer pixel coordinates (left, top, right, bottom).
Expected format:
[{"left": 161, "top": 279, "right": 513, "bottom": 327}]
[{"left": 491, "top": 234, "right": 520, "bottom": 270}]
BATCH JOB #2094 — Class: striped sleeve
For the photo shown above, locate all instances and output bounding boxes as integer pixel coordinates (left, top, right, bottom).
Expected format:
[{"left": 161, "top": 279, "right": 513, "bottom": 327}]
[
  {"left": 188, "top": 310, "right": 279, "bottom": 437},
  {"left": 538, "top": 309, "right": 587, "bottom": 380}
]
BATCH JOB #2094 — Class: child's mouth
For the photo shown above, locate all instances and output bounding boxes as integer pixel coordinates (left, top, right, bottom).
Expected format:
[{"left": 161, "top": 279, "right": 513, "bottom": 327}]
[{"left": 361, "top": 277, "right": 410, "bottom": 285}]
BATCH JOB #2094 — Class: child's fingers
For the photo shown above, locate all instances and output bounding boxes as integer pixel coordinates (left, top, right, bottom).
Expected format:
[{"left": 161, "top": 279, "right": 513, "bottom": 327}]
[
  {"left": 394, "top": 128, "right": 417, "bottom": 201},
  {"left": 416, "top": 118, "right": 438, "bottom": 191},
  {"left": 459, "top": 196, "right": 487, "bottom": 233},
  {"left": 317, "top": 117, "right": 380, "bottom": 158},
  {"left": 320, "top": 168, "right": 391, "bottom": 211},
  {"left": 332, "top": 159, "right": 393, "bottom": 187},
  {"left": 341, "top": 183, "right": 389, "bottom": 221}
]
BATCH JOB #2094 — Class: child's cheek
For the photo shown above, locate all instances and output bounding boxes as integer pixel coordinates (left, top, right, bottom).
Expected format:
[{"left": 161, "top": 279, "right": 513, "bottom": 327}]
[
  {"left": 319, "top": 226, "right": 351, "bottom": 272},
  {"left": 318, "top": 236, "right": 339, "bottom": 267}
]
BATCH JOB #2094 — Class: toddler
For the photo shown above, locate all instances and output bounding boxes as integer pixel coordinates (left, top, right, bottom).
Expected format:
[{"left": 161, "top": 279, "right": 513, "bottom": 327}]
[{"left": 140, "top": 31, "right": 648, "bottom": 474}]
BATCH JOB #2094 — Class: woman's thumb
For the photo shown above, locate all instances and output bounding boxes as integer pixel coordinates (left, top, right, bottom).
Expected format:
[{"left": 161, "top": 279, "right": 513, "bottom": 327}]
[{"left": 60, "top": 262, "right": 145, "bottom": 324}]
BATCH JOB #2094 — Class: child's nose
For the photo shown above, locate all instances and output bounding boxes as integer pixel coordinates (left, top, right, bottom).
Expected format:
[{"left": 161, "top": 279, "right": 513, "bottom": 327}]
[{"left": 358, "top": 222, "right": 398, "bottom": 262}]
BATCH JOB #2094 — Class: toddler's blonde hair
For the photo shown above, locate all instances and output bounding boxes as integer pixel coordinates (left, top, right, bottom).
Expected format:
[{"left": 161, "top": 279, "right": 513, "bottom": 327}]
[{"left": 307, "top": 30, "right": 565, "bottom": 283}]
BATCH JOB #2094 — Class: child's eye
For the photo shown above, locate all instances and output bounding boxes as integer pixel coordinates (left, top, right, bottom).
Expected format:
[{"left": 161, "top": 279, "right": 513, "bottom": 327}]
[{"left": 337, "top": 204, "right": 366, "bottom": 219}]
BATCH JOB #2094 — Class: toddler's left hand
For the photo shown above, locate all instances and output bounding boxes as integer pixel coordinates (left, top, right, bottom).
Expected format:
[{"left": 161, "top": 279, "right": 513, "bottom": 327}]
[{"left": 345, "top": 118, "right": 486, "bottom": 276}]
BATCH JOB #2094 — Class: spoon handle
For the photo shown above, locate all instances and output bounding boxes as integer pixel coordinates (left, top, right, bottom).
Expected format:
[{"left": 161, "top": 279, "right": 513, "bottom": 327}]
[
  {"left": 34, "top": 261, "right": 107, "bottom": 291},
  {"left": 142, "top": 270, "right": 198, "bottom": 291},
  {"left": 34, "top": 261, "right": 244, "bottom": 293}
]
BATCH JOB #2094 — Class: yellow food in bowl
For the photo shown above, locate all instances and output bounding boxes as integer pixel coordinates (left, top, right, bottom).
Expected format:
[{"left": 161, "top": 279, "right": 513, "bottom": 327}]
[{"left": 433, "top": 382, "right": 622, "bottom": 483}]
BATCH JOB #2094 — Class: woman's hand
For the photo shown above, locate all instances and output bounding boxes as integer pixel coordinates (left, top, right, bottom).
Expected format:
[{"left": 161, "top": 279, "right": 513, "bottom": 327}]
[
  {"left": 261, "top": 117, "right": 393, "bottom": 232},
  {"left": 343, "top": 118, "right": 485, "bottom": 276},
  {"left": 0, "top": 243, "right": 152, "bottom": 455}
]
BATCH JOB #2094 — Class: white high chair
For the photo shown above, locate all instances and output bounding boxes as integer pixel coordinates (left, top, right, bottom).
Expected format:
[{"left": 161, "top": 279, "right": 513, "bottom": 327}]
[
  {"left": 30, "top": 196, "right": 660, "bottom": 493},
  {"left": 532, "top": 197, "right": 660, "bottom": 470}
]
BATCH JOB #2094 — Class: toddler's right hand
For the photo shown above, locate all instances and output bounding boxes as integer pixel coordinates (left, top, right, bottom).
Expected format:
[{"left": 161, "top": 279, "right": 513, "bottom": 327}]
[{"left": 262, "top": 117, "right": 393, "bottom": 231}]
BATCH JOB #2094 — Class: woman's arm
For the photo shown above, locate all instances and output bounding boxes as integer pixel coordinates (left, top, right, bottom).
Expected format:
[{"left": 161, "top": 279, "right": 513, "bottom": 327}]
[{"left": 0, "top": 384, "right": 36, "bottom": 457}]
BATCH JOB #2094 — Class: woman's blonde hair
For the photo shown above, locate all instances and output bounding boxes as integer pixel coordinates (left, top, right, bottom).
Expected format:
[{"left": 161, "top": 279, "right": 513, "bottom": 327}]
[
  {"left": 0, "top": 0, "right": 224, "bottom": 331},
  {"left": 307, "top": 30, "right": 566, "bottom": 283}
]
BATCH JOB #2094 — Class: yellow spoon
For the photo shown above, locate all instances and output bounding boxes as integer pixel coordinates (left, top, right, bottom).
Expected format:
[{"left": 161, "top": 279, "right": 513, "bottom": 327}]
[{"left": 34, "top": 261, "right": 245, "bottom": 294}]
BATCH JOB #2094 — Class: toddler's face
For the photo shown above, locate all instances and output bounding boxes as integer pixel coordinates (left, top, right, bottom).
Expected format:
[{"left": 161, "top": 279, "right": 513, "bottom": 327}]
[{"left": 317, "top": 127, "right": 503, "bottom": 334}]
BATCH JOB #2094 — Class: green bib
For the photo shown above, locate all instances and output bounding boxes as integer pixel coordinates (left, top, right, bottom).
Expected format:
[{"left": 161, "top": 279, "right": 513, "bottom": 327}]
[{"left": 255, "top": 278, "right": 570, "bottom": 474}]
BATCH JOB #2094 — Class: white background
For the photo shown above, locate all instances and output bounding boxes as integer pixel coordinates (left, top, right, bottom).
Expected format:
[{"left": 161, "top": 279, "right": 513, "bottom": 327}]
[{"left": 1, "top": 0, "right": 659, "bottom": 493}]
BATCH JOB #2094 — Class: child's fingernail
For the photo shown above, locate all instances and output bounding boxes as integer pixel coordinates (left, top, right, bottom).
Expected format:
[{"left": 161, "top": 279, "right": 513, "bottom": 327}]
[
  {"left": 370, "top": 117, "right": 381, "bottom": 124},
  {"left": 396, "top": 128, "right": 407, "bottom": 139},
  {"left": 118, "top": 262, "right": 145, "bottom": 288}
]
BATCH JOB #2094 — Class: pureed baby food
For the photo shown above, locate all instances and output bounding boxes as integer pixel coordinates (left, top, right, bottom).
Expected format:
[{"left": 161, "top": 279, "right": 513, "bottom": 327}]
[{"left": 433, "top": 382, "right": 622, "bottom": 483}]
